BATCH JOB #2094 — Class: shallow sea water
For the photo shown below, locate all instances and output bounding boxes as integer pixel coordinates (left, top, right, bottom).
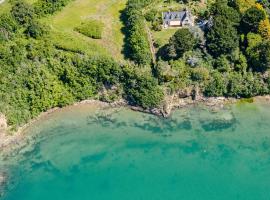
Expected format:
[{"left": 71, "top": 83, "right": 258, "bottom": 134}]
[{"left": 1, "top": 101, "right": 270, "bottom": 200}]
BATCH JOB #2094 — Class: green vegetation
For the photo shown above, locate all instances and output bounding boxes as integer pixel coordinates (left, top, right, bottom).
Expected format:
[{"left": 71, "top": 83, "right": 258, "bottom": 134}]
[
  {"left": 123, "top": 0, "right": 153, "bottom": 65},
  {"left": 43, "top": 0, "right": 127, "bottom": 60},
  {"left": 0, "top": 0, "right": 162, "bottom": 129},
  {"left": 2, "top": 0, "right": 270, "bottom": 130},
  {"left": 74, "top": 20, "right": 104, "bottom": 39}
]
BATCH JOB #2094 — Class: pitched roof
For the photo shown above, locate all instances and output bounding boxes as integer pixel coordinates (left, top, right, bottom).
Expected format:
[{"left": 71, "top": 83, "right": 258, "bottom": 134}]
[{"left": 163, "top": 10, "right": 192, "bottom": 22}]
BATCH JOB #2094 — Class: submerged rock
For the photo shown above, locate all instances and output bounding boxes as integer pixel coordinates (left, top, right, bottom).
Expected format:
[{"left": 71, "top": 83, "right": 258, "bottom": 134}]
[{"left": 0, "top": 172, "right": 6, "bottom": 196}]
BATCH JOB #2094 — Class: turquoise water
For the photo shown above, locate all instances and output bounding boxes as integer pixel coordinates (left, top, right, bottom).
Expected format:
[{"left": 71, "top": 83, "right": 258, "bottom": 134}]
[{"left": 1, "top": 102, "right": 270, "bottom": 200}]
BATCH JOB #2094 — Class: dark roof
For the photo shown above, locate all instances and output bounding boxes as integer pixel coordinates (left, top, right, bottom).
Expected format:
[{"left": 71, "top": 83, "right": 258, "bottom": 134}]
[{"left": 163, "top": 10, "right": 191, "bottom": 22}]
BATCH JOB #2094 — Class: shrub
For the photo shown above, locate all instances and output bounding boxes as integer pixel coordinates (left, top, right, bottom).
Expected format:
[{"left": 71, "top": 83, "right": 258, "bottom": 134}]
[
  {"left": 34, "top": 0, "right": 73, "bottom": 16},
  {"left": 0, "top": 13, "right": 18, "bottom": 41},
  {"left": 11, "top": 1, "right": 35, "bottom": 26},
  {"left": 191, "top": 67, "right": 210, "bottom": 83},
  {"left": 74, "top": 20, "right": 104, "bottom": 39},
  {"left": 25, "top": 20, "right": 48, "bottom": 39},
  {"left": 124, "top": 0, "right": 152, "bottom": 65}
]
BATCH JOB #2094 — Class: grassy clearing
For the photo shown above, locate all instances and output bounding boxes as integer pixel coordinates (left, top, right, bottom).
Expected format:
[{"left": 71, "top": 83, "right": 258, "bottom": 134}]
[
  {"left": 152, "top": 28, "right": 178, "bottom": 47},
  {"left": 43, "top": 0, "right": 126, "bottom": 60}
]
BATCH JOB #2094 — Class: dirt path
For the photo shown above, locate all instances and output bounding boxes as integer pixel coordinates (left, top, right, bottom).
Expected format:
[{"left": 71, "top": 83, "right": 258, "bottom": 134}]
[{"left": 144, "top": 20, "right": 156, "bottom": 64}]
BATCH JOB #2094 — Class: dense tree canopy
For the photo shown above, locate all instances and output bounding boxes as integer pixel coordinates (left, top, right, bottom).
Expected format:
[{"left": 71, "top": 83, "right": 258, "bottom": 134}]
[
  {"left": 241, "top": 7, "right": 266, "bottom": 33},
  {"left": 206, "top": 16, "right": 239, "bottom": 57}
]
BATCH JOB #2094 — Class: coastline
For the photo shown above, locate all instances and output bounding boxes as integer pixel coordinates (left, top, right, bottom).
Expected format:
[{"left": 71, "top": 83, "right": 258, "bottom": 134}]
[
  {"left": 0, "top": 95, "right": 270, "bottom": 189},
  {"left": 2, "top": 95, "right": 270, "bottom": 153}
]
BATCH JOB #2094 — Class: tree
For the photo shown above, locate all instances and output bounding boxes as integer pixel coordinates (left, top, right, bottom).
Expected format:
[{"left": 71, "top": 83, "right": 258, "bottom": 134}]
[
  {"left": 247, "top": 40, "right": 270, "bottom": 71},
  {"left": 11, "top": 1, "right": 35, "bottom": 26},
  {"left": 258, "top": 19, "right": 270, "bottom": 40},
  {"left": 210, "top": 0, "right": 241, "bottom": 26},
  {"left": 246, "top": 32, "right": 262, "bottom": 49},
  {"left": 234, "top": 0, "right": 256, "bottom": 13},
  {"left": 206, "top": 16, "right": 239, "bottom": 57},
  {"left": 204, "top": 71, "right": 227, "bottom": 96},
  {"left": 166, "top": 28, "right": 196, "bottom": 59},
  {"left": 241, "top": 7, "right": 265, "bottom": 33}
]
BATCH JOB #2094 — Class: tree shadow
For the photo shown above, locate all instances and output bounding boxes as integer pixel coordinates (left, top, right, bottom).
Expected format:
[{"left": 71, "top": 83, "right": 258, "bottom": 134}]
[{"left": 119, "top": 6, "right": 132, "bottom": 60}]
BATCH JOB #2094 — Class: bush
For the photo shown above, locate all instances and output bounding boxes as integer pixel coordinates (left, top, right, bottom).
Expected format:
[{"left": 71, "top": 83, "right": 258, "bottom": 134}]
[
  {"left": 11, "top": 1, "right": 35, "bottom": 26},
  {"left": 191, "top": 67, "right": 210, "bottom": 83},
  {"left": 124, "top": 0, "right": 152, "bottom": 65},
  {"left": 166, "top": 29, "right": 197, "bottom": 59},
  {"left": 204, "top": 71, "right": 227, "bottom": 96},
  {"left": 34, "top": 0, "right": 72, "bottom": 16},
  {"left": 25, "top": 20, "right": 48, "bottom": 39},
  {"left": 0, "top": 13, "right": 18, "bottom": 41},
  {"left": 123, "top": 68, "right": 164, "bottom": 109},
  {"left": 74, "top": 20, "right": 104, "bottom": 39}
]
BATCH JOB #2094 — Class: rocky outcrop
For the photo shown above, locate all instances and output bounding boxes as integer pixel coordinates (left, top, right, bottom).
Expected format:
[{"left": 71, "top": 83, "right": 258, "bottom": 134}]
[{"left": 0, "top": 114, "right": 7, "bottom": 134}]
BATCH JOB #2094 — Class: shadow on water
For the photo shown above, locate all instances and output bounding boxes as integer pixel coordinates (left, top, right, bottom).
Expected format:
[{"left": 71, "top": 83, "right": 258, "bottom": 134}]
[{"left": 87, "top": 110, "right": 193, "bottom": 135}]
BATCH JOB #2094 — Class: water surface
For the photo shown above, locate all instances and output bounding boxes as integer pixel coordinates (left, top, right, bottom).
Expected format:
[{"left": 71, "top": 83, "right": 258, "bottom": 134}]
[{"left": 1, "top": 102, "right": 270, "bottom": 200}]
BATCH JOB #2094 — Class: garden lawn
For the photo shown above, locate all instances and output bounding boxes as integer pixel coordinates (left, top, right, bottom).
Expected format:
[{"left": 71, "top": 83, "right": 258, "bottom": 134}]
[
  {"left": 0, "top": 1, "right": 11, "bottom": 14},
  {"left": 44, "top": 0, "right": 127, "bottom": 60}
]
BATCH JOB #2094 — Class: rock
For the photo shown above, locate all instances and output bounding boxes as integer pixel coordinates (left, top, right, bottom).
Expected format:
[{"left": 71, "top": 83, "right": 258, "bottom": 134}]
[
  {"left": 0, "top": 114, "right": 7, "bottom": 134},
  {"left": 0, "top": 173, "right": 6, "bottom": 186},
  {"left": 178, "top": 88, "right": 192, "bottom": 98}
]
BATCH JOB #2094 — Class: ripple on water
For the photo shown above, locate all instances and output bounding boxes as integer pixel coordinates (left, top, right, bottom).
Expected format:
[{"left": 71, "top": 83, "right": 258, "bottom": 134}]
[{"left": 1, "top": 102, "right": 270, "bottom": 200}]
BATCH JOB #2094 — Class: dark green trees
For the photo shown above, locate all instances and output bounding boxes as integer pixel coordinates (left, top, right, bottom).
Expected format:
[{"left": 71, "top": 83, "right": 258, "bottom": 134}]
[
  {"left": 241, "top": 7, "right": 266, "bottom": 33},
  {"left": 248, "top": 40, "right": 270, "bottom": 71},
  {"left": 166, "top": 28, "right": 197, "bottom": 59},
  {"left": 206, "top": 16, "right": 239, "bottom": 57},
  {"left": 124, "top": 0, "right": 152, "bottom": 66},
  {"left": 206, "top": 0, "right": 240, "bottom": 57}
]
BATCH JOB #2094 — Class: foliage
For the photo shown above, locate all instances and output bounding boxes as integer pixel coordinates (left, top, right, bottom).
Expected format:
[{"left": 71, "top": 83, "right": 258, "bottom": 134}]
[
  {"left": 233, "top": 0, "right": 256, "bottom": 13},
  {"left": 241, "top": 7, "right": 266, "bottom": 33},
  {"left": 34, "top": 0, "right": 72, "bottom": 16},
  {"left": 124, "top": 0, "right": 153, "bottom": 65},
  {"left": 166, "top": 29, "right": 197, "bottom": 59},
  {"left": 206, "top": 16, "right": 239, "bottom": 57},
  {"left": 247, "top": 40, "right": 270, "bottom": 72},
  {"left": 204, "top": 71, "right": 227, "bottom": 97},
  {"left": 0, "top": 13, "right": 18, "bottom": 41},
  {"left": 123, "top": 68, "right": 164, "bottom": 109},
  {"left": 11, "top": 1, "right": 35, "bottom": 26},
  {"left": 25, "top": 20, "right": 48, "bottom": 39},
  {"left": 74, "top": 20, "right": 104, "bottom": 39},
  {"left": 258, "top": 19, "right": 270, "bottom": 40}
]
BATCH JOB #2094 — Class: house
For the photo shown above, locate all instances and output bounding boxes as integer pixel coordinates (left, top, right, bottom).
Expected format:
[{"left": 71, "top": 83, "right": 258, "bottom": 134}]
[{"left": 162, "top": 9, "right": 194, "bottom": 28}]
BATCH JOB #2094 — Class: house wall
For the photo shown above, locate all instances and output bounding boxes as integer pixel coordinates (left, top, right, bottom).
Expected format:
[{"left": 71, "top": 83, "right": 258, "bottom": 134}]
[{"left": 169, "top": 21, "right": 181, "bottom": 26}]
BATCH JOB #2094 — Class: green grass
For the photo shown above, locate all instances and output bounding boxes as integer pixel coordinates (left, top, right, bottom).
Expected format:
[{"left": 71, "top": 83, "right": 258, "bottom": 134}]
[
  {"left": 0, "top": 1, "right": 11, "bottom": 14},
  {"left": 51, "top": 30, "right": 107, "bottom": 56},
  {"left": 43, "top": 0, "right": 127, "bottom": 60},
  {"left": 74, "top": 19, "right": 104, "bottom": 39},
  {"left": 152, "top": 28, "right": 178, "bottom": 47}
]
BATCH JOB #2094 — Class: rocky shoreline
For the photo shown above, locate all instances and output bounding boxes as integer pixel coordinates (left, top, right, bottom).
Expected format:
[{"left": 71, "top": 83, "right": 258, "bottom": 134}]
[
  {"left": 0, "top": 95, "right": 267, "bottom": 153},
  {"left": 0, "top": 95, "right": 270, "bottom": 190},
  {"left": 0, "top": 96, "right": 231, "bottom": 152}
]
